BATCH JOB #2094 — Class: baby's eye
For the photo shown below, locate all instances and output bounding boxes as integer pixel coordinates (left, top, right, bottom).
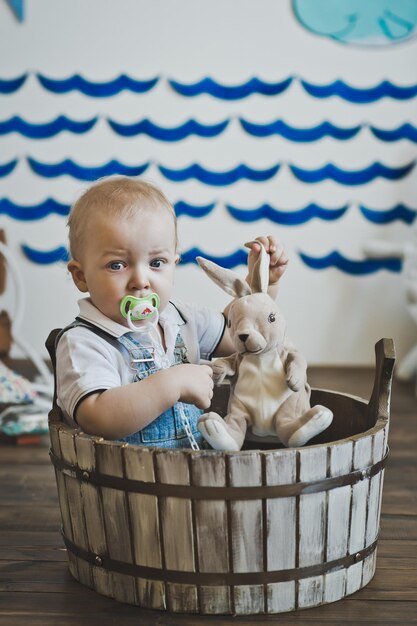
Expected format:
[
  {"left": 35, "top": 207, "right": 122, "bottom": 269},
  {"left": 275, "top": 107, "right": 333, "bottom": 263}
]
[
  {"left": 108, "top": 261, "right": 125, "bottom": 271},
  {"left": 150, "top": 258, "right": 165, "bottom": 268}
]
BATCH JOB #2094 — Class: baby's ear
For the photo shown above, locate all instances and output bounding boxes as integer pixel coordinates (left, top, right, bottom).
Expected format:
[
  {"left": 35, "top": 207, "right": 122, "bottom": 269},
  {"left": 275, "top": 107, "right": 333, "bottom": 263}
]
[
  {"left": 196, "top": 257, "right": 251, "bottom": 298},
  {"left": 67, "top": 260, "right": 88, "bottom": 293}
]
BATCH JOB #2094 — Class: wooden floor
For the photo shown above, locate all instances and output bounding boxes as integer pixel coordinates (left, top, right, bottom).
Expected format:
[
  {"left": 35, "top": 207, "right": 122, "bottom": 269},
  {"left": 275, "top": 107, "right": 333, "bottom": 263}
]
[{"left": 0, "top": 366, "right": 416, "bottom": 625}]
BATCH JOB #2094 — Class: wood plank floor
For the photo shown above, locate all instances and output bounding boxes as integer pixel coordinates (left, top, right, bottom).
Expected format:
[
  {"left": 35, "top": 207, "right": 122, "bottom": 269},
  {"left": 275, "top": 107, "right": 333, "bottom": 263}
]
[{"left": 0, "top": 366, "right": 416, "bottom": 625}]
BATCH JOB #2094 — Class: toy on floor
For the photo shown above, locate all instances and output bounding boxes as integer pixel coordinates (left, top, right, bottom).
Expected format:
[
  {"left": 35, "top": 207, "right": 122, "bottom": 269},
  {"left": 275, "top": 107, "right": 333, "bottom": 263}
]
[
  {"left": 197, "top": 243, "right": 333, "bottom": 451},
  {"left": 364, "top": 234, "right": 417, "bottom": 393}
]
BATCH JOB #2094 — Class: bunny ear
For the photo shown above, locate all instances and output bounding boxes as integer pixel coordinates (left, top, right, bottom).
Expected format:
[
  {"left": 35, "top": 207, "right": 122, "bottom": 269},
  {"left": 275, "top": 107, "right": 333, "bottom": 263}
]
[
  {"left": 196, "top": 257, "right": 252, "bottom": 298},
  {"left": 249, "top": 242, "right": 269, "bottom": 294}
]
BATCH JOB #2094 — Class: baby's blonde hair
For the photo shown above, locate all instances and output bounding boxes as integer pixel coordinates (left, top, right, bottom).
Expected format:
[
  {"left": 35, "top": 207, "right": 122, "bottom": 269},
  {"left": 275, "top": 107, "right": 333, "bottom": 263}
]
[{"left": 67, "top": 177, "right": 177, "bottom": 260}]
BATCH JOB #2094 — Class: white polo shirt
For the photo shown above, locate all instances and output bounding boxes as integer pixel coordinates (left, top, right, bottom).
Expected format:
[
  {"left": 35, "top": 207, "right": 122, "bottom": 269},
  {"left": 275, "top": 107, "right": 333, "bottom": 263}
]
[{"left": 56, "top": 297, "right": 225, "bottom": 424}]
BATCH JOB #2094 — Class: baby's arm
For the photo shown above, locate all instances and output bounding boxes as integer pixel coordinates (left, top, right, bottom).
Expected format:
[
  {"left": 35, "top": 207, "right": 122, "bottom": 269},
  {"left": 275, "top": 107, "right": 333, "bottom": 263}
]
[{"left": 76, "top": 363, "right": 213, "bottom": 440}]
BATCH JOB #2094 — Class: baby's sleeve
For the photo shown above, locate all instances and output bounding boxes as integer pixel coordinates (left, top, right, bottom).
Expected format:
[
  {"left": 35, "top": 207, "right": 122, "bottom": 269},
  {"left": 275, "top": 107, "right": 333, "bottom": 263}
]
[{"left": 55, "top": 327, "right": 122, "bottom": 421}]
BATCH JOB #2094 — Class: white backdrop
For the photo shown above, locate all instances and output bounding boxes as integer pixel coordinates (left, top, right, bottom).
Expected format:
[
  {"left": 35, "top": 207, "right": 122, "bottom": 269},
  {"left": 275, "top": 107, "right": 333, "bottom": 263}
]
[{"left": 0, "top": 0, "right": 416, "bottom": 364}]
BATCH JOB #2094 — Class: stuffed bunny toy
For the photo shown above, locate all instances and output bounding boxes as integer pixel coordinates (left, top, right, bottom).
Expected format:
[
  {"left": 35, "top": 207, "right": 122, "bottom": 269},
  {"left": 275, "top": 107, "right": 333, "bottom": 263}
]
[{"left": 196, "top": 243, "right": 333, "bottom": 451}]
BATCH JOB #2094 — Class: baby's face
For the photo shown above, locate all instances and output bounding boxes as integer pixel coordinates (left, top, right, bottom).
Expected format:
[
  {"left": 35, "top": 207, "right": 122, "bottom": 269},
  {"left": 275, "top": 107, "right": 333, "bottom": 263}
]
[{"left": 71, "top": 208, "right": 178, "bottom": 326}]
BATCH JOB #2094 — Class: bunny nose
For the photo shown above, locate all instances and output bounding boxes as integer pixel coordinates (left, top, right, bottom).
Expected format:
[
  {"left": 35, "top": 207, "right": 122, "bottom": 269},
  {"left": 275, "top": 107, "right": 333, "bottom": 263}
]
[{"left": 239, "top": 333, "right": 249, "bottom": 343}]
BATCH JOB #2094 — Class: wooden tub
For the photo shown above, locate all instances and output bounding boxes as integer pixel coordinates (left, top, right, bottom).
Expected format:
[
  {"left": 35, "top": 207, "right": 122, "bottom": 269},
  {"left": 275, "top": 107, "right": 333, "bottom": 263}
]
[{"left": 46, "top": 336, "right": 394, "bottom": 615}]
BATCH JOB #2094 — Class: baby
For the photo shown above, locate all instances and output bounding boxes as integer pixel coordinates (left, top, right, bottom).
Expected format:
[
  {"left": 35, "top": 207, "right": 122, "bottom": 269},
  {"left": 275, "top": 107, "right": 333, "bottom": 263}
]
[{"left": 55, "top": 177, "right": 288, "bottom": 448}]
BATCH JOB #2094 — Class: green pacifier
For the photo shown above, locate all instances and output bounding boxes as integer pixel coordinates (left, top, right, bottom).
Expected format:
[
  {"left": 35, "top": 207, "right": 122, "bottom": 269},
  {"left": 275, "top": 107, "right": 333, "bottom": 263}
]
[{"left": 120, "top": 293, "right": 160, "bottom": 322}]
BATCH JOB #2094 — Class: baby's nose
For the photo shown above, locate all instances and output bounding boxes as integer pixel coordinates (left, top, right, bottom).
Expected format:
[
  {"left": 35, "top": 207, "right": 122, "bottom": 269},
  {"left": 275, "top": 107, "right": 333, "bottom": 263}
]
[{"left": 129, "top": 268, "right": 150, "bottom": 290}]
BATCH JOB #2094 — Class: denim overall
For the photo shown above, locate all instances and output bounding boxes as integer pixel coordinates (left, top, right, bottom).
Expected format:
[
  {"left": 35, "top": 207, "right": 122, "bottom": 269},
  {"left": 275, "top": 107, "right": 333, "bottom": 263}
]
[{"left": 116, "top": 331, "right": 204, "bottom": 448}]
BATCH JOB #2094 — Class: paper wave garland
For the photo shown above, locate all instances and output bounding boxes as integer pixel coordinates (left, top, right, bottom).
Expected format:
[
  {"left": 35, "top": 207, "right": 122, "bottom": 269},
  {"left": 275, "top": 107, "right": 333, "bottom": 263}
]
[
  {"left": 290, "top": 160, "right": 415, "bottom": 184},
  {"left": 0, "top": 199, "right": 69, "bottom": 220},
  {"left": 0, "top": 159, "right": 18, "bottom": 177},
  {"left": 2, "top": 200, "right": 415, "bottom": 225},
  {"left": 239, "top": 119, "right": 361, "bottom": 141},
  {"left": 300, "top": 251, "right": 402, "bottom": 274},
  {"left": 168, "top": 77, "right": 293, "bottom": 99},
  {"left": 293, "top": 0, "right": 417, "bottom": 47},
  {"left": 2, "top": 158, "right": 414, "bottom": 185},
  {"left": 3, "top": 116, "right": 417, "bottom": 143},
  {"left": 300, "top": 79, "right": 417, "bottom": 103},
  {"left": 21, "top": 245, "right": 69, "bottom": 264},
  {"left": 0, "top": 74, "right": 27, "bottom": 93},
  {"left": 27, "top": 158, "right": 150, "bottom": 181},
  {"left": 108, "top": 118, "right": 229, "bottom": 140},
  {"left": 226, "top": 203, "right": 349, "bottom": 224},
  {"left": 36, "top": 74, "right": 159, "bottom": 97},
  {"left": 1, "top": 74, "right": 417, "bottom": 102},
  {"left": 20, "top": 244, "right": 404, "bottom": 275},
  {"left": 158, "top": 163, "right": 281, "bottom": 185},
  {"left": 0, "top": 116, "right": 98, "bottom": 139}
]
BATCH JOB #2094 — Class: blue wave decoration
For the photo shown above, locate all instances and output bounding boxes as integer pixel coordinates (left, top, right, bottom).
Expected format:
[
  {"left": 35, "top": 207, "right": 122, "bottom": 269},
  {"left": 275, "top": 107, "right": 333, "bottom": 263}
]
[
  {"left": 174, "top": 201, "right": 216, "bottom": 218},
  {"left": 239, "top": 119, "right": 361, "bottom": 142},
  {"left": 359, "top": 204, "right": 416, "bottom": 224},
  {"left": 226, "top": 203, "right": 349, "bottom": 225},
  {"left": 0, "top": 198, "right": 70, "bottom": 221},
  {"left": 301, "top": 79, "right": 417, "bottom": 103},
  {"left": 0, "top": 159, "right": 18, "bottom": 178},
  {"left": 180, "top": 248, "right": 248, "bottom": 268},
  {"left": 27, "top": 158, "right": 150, "bottom": 181},
  {"left": 169, "top": 77, "right": 293, "bottom": 100},
  {"left": 300, "top": 251, "right": 402, "bottom": 275},
  {"left": 36, "top": 74, "right": 159, "bottom": 97},
  {"left": 0, "top": 74, "right": 27, "bottom": 94},
  {"left": 0, "top": 115, "right": 98, "bottom": 139},
  {"left": 290, "top": 160, "right": 415, "bottom": 185},
  {"left": 159, "top": 163, "right": 280, "bottom": 186},
  {"left": 108, "top": 118, "right": 229, "bottom": 141},
  {"left": 370, "top": 123, "right": 417, "bottom": 142},
  {"left": 21, "top": 244, "right": 69, "bottom": 265}
]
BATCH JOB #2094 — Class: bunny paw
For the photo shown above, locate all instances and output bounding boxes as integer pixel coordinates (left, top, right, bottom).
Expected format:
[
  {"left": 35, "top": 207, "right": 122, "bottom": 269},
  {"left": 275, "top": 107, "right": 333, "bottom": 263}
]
[
  {"left": 287, "top": 406, "right": 333, "bottom": 447},
  {"left": 198, "top": 412, "right": 240, "bottom": 451}
]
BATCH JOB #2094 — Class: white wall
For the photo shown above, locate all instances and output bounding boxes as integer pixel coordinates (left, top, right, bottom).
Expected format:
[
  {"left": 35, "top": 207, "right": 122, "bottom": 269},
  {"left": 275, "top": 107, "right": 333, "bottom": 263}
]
[{"left": 1, "top": 0, "right": 416, "bottom": 364}]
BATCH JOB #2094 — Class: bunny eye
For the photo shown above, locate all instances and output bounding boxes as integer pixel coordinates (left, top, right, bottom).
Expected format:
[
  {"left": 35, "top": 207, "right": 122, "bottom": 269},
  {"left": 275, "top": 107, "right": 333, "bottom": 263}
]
[
  {"left": 227, "top": 319, "right": 232, "bottom": 328},
  {"left": 268, "top": 313, "right": 276, "bottom": 323}
]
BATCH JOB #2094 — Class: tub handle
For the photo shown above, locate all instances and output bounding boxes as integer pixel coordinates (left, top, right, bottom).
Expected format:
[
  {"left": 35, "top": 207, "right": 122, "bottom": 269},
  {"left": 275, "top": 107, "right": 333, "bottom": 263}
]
[{"left": 368, "top": 338, "right": 395, "bottom": 423}]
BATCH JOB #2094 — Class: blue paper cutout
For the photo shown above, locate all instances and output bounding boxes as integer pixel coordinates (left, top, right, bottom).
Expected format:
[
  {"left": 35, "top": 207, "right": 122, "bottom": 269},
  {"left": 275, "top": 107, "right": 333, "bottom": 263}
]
[
  {"left": 290, "top": 160, "right": 415, "bottom": 184},
  {"left": 21, "top": 244, "right": 69, "bottom": 264},
  {"left": 180, "top": 248, "right": 248, "bottom": 268},
  {"left": 174, "top": 201, "right": 216, "bottom": 218},
  {"left": 226, "top": 203, "right": 349, "bottom": 225},
  {"left": 239, "top": 119, "right": 361, "bottom": 141},
  {"left": 108, "top": 118, "right": 229, "bottom": 141},
  {"left": 0, "top": 74, "right": 27, "bottom": 93},
  {"left": 301, "top": 79, "right": 417, "bottom": 103},
  {"left": 0, "top": 198, "right": 69, "bottom": 221},
  {"left": 359, "top": 204, "right": 416, "bottom": 224},
  {"left": 36, "top": 74, "right": 159, "bottom": 97},
  {"left": 0, "top": 159, "right": 18, "bottom": 177},
  {"left": 169, "top": 77, "right": 293, "bottom": 100},
  {"left": 4, "top": 0, "right": 24, "bottom": 21},
  {"left": 27, "top": 158, "right": 150, "bottom": 181},
  {"left": 299, "top": 250, "right": 402, "bottom": 274},
  {"left": 370, "top": 123, "right": 417, "bottom": 142},
  {"left": 293, "top": 0, "right": 417, "bottom": 46},
  {"left": 158, "top": 163, "right": 280, "bottom": 186},
  {"left": 0, "top": 115, "right": 97, "bottom": 139}
]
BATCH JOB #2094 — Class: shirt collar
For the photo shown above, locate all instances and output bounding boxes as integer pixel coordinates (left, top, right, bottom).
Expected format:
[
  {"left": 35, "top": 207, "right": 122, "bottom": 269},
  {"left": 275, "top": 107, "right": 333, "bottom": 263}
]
[{"left": 77, "top": 298, "right": 185, "bottom": 339}]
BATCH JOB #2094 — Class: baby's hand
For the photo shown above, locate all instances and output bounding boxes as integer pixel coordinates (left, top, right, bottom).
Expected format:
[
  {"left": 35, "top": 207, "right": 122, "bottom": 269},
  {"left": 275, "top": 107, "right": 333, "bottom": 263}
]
[
  {"left": 245, "top": 236, "right": 288, "bottom": 286},
  {"left": 176, "top": 364, "right": 214, "bottom": 409}
]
